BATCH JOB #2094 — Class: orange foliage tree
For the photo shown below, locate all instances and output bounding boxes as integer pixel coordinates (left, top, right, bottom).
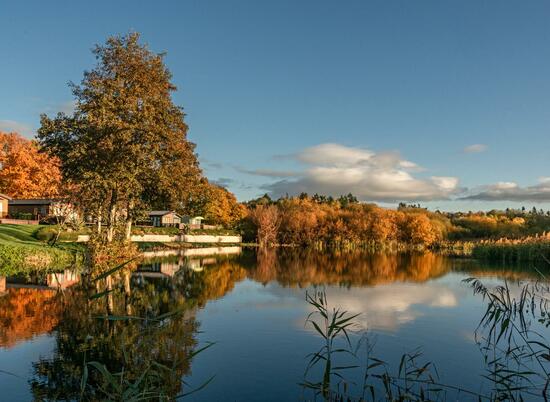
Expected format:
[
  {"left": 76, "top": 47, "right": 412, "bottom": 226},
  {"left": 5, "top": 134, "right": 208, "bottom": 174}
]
[
  {"left": 203, "top": 184, "right": 247, "bottom": 227},
  {"left": 250, "top": 205, "right": 281, "bottom": 246},
  {"left": 0, "top": 132, "right": 61, "bottom": 198},
  {"left": 245, "top": 194, "right": 453, "bottom": 247}
]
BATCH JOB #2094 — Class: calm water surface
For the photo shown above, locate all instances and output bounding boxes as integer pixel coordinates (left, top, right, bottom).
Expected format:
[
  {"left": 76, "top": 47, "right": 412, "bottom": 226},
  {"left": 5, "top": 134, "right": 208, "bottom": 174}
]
[{"left": 0, "top": 248, "right": 544, "bottom": 401}]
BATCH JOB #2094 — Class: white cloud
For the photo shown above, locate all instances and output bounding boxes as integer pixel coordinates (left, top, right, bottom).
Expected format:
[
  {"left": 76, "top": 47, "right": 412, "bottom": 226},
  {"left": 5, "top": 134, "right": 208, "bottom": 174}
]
[
  {"left": 431, "top": 176, "right": 459, "bottom": 190},
  {"left": 309, "top": 284, "right": 458, "bottom": 331},
  {"left": 0, "top": 120, "right": 35, "bottom": 138},
  {"left": 235, "top": 167, "right": 299, "bottom": 178},
  {"left": 463, "top": 144, "right": 488, "bottom": 154},
  {"left": 298, "top": 143, "right": 374, "bottom": 166},
  {"left": 264, "top": 143, "right": 459, "bottom": 202},
  {"left": 462, "top": 178, "right": 550, "bottom": 202}
]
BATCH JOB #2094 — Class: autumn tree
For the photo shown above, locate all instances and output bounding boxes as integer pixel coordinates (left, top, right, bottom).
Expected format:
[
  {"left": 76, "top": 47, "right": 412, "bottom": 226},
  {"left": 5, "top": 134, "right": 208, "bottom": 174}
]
[
  {"left": 0, "top": 132, "right": 61, "bottom": 198},
  {"left": 399, "top": 213, "right": 441, "bottom": 246},
  {"left": 250, "top": 205, "right": 281, "bottom": 247},
  {"left": 174, "top": 179, "right": 246, "bottom": 227},
  {"left": 366, "top": 208, "right": 399, "bottom": 243},
  {"left": 38, "top": 33, "right": 201, "bottom": 242},
  {"left": 202, "top": 184, "right": 246, "bottom": 227}
]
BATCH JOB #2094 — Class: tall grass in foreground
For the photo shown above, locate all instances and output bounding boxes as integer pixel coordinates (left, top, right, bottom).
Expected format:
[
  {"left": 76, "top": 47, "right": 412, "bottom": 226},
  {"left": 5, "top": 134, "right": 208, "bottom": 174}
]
[
  {"left": 302, "top": 289, "right": 469, "bottom": 401},
  {"left": 466, "top": 277, "right": 550, "bottom": 401},
  {"left": 302, "top": 290, "right": 360, "bottom": 398},
  {"left": 303, "top": 284, "right": 550, "bottom": 401}
]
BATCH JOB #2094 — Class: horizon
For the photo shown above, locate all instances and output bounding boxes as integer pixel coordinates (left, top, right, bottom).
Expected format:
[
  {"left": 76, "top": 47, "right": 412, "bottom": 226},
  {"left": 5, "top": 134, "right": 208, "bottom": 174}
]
[{"left": 2, "top": 1, "right": 550, "bottom": 211}]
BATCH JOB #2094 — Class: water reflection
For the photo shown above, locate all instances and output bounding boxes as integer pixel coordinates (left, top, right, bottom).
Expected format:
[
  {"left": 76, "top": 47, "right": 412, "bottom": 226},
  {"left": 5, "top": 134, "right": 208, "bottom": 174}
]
[
  {"left": 251, "top": 248, "right": 451, "bottom": 286},
  {"left": 30, "top": 269, "right": 199, "bottom": 399},
  {"left": 0, "top": 248, "right": 544, "bottom": 400},
  {"left": 0, "top": 287, "right": 63, "bottom": 349}
]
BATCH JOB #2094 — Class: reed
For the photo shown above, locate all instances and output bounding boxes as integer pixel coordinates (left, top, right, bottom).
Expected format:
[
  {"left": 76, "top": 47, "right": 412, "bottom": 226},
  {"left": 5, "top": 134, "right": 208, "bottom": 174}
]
[
  {"left": 471, "top": 234, "right": 550, "bottom": 263},
  {"left": 301, "top": 286, "right": 550, "bottom": 401},
  {"left": 465, "top": 277, "right": 550, "bottom": 400},
  {"left": 302, "top": 289, "right": 475, "bottom": 401}
]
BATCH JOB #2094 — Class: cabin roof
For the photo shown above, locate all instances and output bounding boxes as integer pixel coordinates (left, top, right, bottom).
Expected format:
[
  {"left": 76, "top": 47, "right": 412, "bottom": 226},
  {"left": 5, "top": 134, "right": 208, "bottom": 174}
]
[
  {"left": 0, "top": 193, "right": 12, "bottom": 200},
  {"left": 149, "top": 210, "right": 181, "bottom": 217},
  {"left": 9, "top": 198, "right": 57, "bottom": 205}
]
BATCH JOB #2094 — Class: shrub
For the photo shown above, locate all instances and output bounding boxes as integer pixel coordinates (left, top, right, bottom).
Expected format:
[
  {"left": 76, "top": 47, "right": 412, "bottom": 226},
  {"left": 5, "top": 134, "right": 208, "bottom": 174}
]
[
  {"left": 11, "top": 212, "right": 34, "bottom": 220},
  {"left": 34, "top": 225, "right": 90, "bottom": 242}
]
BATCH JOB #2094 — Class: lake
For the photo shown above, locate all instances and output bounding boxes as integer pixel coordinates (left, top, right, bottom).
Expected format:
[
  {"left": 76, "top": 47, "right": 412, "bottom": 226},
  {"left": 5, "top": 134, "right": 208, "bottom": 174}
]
[{"left": 0, "top": 248, "right": 546, "bottom": 401}]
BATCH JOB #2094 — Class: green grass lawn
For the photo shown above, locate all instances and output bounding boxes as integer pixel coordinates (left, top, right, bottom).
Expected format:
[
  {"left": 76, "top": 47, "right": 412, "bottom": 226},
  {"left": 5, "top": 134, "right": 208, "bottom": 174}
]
[
  {"left": 0, "top": 224, "right": 86, "bottom": 275},
  {"left": 0, "top": 224, "right": 43, "bottom": 244}
]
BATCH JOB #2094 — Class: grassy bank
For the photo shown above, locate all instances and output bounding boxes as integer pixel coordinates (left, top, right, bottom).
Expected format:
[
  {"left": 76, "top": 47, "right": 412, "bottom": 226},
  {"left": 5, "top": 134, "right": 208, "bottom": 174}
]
[{"left": 0, "top": 224, "right": 86, "bottom": 275}]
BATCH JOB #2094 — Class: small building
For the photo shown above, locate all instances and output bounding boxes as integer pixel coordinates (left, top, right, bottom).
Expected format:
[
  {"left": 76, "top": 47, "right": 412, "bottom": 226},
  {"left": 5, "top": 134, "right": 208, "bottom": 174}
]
[
  {"left": 182, "top": 215, "right": 204, "bottom": 228},
  {"left": 0, "top": 194, "right": 11, "bottom": 218},
  {"left": 8, "top": 199, "right": 76, "bottom": 220},
  {"left": 149, "top": 211, "right": 182, "bottom": 227}
]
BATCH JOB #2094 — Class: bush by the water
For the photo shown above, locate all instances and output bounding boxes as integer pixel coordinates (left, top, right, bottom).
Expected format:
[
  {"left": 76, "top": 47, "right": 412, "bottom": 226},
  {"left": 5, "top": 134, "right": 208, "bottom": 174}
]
[{"left": 35, "top": 225, "right": 90, "bottom": 242}]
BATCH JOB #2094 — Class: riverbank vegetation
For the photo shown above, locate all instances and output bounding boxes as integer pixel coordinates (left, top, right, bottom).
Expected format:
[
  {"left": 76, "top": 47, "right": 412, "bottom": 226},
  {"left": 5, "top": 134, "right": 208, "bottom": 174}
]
[{"left": 240, "top": 194, "right": 550, "bottom": 261}]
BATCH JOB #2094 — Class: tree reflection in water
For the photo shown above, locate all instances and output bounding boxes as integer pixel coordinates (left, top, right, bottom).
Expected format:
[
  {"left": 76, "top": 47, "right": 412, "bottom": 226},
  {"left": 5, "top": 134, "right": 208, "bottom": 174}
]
[
  {"left": 0, "top": 287, "right": 62, "bottom": 349},
  {"left": 30, "top": 262, "right": 209, "bottom": 400}
]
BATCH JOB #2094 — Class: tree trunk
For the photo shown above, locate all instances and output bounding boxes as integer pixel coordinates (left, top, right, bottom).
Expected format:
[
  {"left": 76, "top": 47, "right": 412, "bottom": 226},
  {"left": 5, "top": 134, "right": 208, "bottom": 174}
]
[
  {"left": 96, "top": 206, "right": 103, "bottom": 234},
  {"left": 124, "top": 217, "right": 132, "bottom": 241},
  {"left": 124, "top": 200, "right": 134, "bottom": 241},
  {"left": 124, "top": 271, "right": 132, "bottom": 315},
  {"left": 106, "top": 195, "right": 117, "bottom": 243},
  {"left": 106, "top": 275, "right": 114, "bottom": 314},
  {"left": 106, "top": 211, "right": 115, "bottom": 242}
]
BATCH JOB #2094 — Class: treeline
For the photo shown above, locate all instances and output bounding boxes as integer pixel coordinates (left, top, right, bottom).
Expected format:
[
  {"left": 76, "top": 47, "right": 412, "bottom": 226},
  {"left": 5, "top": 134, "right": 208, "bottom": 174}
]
[
  {"left": 239, "top": 194, "right": 550, "bottom": 248},
  {"left": 241, "top": 194, "right": 452, "bottom": 247}
]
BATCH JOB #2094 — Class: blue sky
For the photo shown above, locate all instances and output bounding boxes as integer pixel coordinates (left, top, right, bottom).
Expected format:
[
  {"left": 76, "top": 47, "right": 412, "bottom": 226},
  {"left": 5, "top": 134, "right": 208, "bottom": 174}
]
[{"left": 1, "top": 0, "right": 550, "bottom": 210}]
